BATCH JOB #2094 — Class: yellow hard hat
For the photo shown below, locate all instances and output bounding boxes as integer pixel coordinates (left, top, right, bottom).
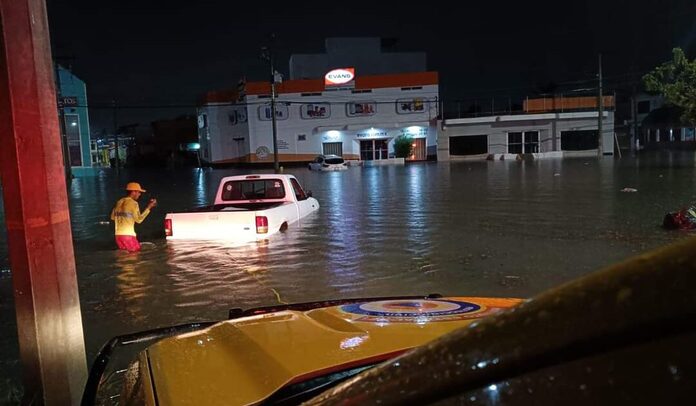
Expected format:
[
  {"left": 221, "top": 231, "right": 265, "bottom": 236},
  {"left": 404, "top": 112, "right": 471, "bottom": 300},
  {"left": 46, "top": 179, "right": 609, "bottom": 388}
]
[{"left": 125, "top": 182, "right": 146, "bottom": 193}]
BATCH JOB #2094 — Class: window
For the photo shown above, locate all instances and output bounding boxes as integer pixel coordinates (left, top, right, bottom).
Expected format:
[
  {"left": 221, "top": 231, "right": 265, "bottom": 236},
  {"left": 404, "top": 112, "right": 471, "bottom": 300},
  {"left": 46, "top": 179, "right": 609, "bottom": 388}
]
[
  {"left": 508, "top": 132, "right": 523, "bottom": 154},
  {"left": 401, "top": 86, "right": 423, "bottom": 91},
  {"left": 290, "top": 179, "right": 307, "bottom": 201},
  {"left": 360, "top": 140, "right": 388, "bottom": 160},
  {"left": 346, "top": 101, "right": 376, "bottom": 117},
  {"left": 397, "top": 98, "right": 426, "bottom": 114},
  {"left": 450, "top": 135, "right": 488, "bottom": 155},
  {"left": 561, "top": 130, "right": 598, "bottom": 151},
  {"left": 221, "top": 179, "right": 285, "bottom": 201},
  {"left": 300, "top": 103, "right": 331, "bottom": 119},
  {"left": 351, "top": 89, "right": 372, "bottom": 94},
  {"left": 524, "top": 131, "right": 539, "bottom": 153},
  {"left": 65, "top": 114, "right": 82, "bottom": 166},
  {"left": 637, "top": 100, "right": 651, "bottom": 114},
  {"left": 508, "top": 131, "right": 539, "bottom": 153},
  {"left": 323, "top": 142, "right": 343, "bottom": 156},
  {"left": 301, "top": 92, "right": 322, "bottom": 97},
  {"left": 258, "top": 104, "right": 288, "bottom": 121},
  {"left": 228, "top": 109, "right": 247, "bottom": 125},
  {"left": 298, "top": 134, "right": 306, "bottom": 141},
  {"left": 197, "top": 114, "right": 207, "bottom": 128}
]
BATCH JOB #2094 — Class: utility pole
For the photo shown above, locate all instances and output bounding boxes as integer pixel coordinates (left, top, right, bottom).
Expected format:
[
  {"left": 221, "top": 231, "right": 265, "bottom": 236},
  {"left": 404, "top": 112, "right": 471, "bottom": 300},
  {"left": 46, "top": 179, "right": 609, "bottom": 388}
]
[
  {"left": 112, "top": 99, "right": 120, "bottom": 173},
  {"left": 598, "top": 53, "right": 604, "bottom": 157},
  {"left": 631, "top": 82, "right": 639, "bottom": 153},
  {"left": 262, "top": 35, "right": 280, "bottom": 173},
  {"left": 0, "top": 0, "right": 87, "bottom": 403}
]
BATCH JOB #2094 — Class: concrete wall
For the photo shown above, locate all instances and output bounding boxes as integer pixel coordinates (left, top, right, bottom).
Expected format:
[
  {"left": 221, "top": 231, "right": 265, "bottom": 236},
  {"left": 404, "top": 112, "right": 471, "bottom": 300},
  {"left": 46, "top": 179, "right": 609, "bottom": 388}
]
[
  {"left": 57, "top": 67, "right": 91, "bottom": 168},
  {"left": 440, "top": 111, "right": 615, "bottom": 161}
]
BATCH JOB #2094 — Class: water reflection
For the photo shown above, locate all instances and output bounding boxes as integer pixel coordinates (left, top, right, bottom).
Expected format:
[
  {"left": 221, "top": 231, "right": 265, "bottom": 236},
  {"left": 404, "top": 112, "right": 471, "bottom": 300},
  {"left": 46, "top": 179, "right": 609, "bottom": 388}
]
[
  {"left": 324, "top": 170, "right": 362, "bottom": 293},
  {"left": 1, "top": 153, "right": 696, "bottom": 396}
]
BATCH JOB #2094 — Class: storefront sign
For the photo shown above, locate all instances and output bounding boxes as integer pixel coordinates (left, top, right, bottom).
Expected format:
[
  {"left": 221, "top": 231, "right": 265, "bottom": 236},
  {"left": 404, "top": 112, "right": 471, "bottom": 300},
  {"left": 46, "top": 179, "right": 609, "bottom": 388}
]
[
  {"left": 255, "top": 146, "right": 270, "bottom": 159},
  {"left": 324, "top": 68, "right": 355, "bottom": 88},
  {"left": 401, "top": 126, "right": 428, "bottom": 137},
  {"left": 356, "top": 129, "right": 388, "bottom": 139},
  {"left": 228, "top": 109, "right": 248, "bottom": 125},
  {"left": 258, "top": 104, "right": 288, "bottom": 121},
  {"left": 346, "top": 101, "right": 376, "bottom": 117},
  {"left": 57, "top": 96, "right": 78, "bottom": 108},
  {"left": 396, "top": 98, "right": 427, "bottom": 114},
  {"left": 301, "top": 103, "right": 331, "bottom": 119}
]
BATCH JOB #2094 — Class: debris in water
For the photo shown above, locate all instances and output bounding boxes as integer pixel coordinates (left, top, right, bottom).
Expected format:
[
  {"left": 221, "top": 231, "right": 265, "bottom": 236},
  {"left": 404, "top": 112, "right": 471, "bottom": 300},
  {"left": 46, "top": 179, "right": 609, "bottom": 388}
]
[
  {"left": 98, "top": 221, "right": 110, "bottom": 225},
  {"left": 553, "top": 173, "right": 561, "bottom": 177},
  {"left": 620, "top": 188, "right": 638, "bottom": 193},
  {"left": 500, "top": 275, "right": 525, "bottom": 287}
]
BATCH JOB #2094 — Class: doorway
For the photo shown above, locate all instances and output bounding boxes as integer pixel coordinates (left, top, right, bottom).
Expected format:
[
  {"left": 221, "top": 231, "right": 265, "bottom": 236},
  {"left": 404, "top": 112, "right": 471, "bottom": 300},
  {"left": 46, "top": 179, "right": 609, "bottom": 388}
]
[{"left": 360, "top": 139, "right": 389, "bottom": 160}]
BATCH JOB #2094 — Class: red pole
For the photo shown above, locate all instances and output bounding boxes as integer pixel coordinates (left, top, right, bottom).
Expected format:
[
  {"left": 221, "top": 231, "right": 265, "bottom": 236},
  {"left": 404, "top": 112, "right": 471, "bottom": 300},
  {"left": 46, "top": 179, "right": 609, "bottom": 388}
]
[{"left": 0, "top": 0, "right": 87, "bottom": 404}]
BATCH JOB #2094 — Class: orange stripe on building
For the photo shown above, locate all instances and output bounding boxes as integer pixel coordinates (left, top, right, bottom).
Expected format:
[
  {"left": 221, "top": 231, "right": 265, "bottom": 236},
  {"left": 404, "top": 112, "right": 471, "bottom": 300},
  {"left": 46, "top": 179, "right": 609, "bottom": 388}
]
[
  {"left": 203, "top": 71, "right": 440, "bottom": 100},
  {"left": 355, "top": 71, "right": 438, "bottom": 90},
  {"left": 201, "top": 89, "right": 239, "bottom": 104}
]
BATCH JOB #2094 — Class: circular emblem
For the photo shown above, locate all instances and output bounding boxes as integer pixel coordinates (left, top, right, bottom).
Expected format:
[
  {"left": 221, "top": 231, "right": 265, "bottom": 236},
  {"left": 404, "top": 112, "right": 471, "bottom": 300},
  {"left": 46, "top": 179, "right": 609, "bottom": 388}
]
[
  {"left": 255, "top": 146, "right": 270, "bottom": 160},
  {"left": 341, "top": 299, "right": 481, "bottom": 321}
]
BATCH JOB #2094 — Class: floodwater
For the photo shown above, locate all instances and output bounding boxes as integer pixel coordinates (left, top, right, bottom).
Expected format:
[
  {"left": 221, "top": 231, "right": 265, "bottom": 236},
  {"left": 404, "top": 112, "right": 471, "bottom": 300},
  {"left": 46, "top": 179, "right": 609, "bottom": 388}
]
[{"left": 1, "top": 151, "right": 695, "bottom": 400}]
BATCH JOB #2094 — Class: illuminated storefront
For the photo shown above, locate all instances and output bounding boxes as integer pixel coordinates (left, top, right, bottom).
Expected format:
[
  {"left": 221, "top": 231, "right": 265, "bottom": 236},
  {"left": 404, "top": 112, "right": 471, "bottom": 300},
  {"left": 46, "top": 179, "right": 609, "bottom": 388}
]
[{"left": 198, "top": 70, "right": 440, "bottom": 164}]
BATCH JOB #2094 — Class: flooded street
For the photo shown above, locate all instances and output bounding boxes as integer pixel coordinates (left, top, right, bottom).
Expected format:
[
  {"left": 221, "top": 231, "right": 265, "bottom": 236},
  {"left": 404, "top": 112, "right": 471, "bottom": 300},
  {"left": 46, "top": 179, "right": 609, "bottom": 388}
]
[{"left": 1, "top": 152, "right": 695, "bottom": 398}]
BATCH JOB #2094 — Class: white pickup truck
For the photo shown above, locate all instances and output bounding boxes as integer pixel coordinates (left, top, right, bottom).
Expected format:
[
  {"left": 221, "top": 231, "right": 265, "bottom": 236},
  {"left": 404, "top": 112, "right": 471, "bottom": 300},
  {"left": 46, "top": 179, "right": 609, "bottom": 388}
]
[{"left": 164, "top": 174, "right": 319, "bottom": 242}]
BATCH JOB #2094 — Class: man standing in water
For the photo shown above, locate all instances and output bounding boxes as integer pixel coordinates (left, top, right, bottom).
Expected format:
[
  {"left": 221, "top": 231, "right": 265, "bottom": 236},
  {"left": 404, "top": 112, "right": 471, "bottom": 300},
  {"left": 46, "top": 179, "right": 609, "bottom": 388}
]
[{"left": 111, "top": 182, "right": 157, "bottom": 252}]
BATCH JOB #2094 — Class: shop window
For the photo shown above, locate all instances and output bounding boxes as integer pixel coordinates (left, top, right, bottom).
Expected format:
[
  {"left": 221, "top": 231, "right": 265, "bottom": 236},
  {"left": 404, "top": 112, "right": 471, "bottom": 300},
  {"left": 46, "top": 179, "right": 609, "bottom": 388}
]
[
  {"left": 323, "top": 142, "right": 343, "bottom": 156},
  {"left": 450, "top": 135, "right": 488, "bottom": 155},
  {"left": 561, "top": 130, "right": 598, "bottom": 151},
  {"left": 508, "top": 132, "right": 523, "bottom": 154}
]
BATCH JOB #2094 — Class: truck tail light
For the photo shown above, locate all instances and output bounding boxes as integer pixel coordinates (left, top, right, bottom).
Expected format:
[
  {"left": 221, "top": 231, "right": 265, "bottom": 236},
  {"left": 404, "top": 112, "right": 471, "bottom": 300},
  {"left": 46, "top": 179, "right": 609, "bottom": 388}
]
[
  {"left": 164, "top": 219, "right": 173, "bottom": 237},
  {"left": 256, "top": 216, "right": 268, "bottom": 234}
]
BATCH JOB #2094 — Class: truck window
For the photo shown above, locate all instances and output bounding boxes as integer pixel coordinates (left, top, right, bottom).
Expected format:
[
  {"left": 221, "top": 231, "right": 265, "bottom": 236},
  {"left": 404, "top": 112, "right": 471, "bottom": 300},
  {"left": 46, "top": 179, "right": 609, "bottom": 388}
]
[
  {"left": 221, "top": 179, "right": 286, "bottom": 201},
  {"left": 290, "top": 179, "right": 307, "bottom": 201}
]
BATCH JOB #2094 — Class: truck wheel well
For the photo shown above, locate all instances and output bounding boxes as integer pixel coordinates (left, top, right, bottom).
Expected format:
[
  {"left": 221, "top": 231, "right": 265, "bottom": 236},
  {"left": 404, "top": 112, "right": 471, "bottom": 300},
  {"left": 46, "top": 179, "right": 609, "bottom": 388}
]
[{"left": 280, "top": 222, "right": 288, "bottom": 232}]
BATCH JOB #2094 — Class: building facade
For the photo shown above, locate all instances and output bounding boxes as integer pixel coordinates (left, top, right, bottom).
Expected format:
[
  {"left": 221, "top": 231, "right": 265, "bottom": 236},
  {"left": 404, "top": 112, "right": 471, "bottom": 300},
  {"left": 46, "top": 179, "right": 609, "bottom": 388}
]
[
  {"left": 56, "top": 66, "right": 92, "bottom": 170},
  {"left": 198, "top": 71, "right": 440, "bottom": 165},
  {"left": 439, "top": 108, "right": 615, "bottom": 161}
]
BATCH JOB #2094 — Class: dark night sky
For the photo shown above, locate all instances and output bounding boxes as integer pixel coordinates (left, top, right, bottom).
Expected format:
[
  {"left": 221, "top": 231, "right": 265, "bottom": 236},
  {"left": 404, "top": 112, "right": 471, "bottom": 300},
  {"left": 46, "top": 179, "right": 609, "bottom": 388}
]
[{"left": 46, "top": 0, "right": 696, "bottom": 133}]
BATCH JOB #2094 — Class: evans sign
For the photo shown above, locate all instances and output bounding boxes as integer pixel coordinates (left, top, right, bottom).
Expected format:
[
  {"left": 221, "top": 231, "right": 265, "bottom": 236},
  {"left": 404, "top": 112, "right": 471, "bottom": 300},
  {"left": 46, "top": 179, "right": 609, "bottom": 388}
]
[{"left": 324, "top": 68, "right": 355, "bottom": 87}]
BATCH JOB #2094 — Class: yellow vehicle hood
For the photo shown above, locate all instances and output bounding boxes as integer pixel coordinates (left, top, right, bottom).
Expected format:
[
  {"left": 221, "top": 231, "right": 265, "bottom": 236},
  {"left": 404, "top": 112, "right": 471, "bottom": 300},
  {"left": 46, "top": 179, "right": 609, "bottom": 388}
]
[{"left": 130, "top": 296, "right": 521, "bottom": 405}]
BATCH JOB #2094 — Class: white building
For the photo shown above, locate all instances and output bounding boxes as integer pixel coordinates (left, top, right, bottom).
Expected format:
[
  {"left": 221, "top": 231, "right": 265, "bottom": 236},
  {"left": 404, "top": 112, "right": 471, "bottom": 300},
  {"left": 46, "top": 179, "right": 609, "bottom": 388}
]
[
  {"left": 198, "top": 71, "right": 440, "bottom": 164},
  {"left": 439, "top": 110, "right": 615, "bottom": 161}
]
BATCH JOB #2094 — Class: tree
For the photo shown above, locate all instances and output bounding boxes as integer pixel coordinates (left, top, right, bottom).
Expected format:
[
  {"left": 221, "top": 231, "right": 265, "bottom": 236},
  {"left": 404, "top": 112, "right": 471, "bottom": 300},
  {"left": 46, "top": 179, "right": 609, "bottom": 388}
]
[
  {"left": 643, "top": 48, "right": 696, "bottom": 125},
  {"left": 393, "top": 135, "right": 414, "bottom": 158}
]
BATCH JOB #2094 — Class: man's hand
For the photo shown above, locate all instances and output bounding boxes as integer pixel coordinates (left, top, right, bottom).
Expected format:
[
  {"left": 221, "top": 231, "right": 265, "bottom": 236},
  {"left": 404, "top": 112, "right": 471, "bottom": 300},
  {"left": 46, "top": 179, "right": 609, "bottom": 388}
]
[{"left": 147, "top": 198, "right": 158, "bottom": 209}]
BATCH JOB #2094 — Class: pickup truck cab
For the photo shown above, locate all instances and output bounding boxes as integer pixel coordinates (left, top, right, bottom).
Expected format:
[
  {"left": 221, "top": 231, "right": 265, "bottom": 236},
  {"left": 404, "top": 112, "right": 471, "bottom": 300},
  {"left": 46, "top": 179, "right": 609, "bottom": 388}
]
[{"left": 164, "top": 174, "right": 319, "bottom": 242}]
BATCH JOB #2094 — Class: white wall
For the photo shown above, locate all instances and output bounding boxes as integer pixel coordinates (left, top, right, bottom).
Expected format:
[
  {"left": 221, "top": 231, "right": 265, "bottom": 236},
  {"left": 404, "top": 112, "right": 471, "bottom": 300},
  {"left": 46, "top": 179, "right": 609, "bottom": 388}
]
[
  {"left": 205, "top": 84, "right": 440, "bottom": 163},
  {"left": 441, "top": 112, "right": 615, "bottom": 159}
]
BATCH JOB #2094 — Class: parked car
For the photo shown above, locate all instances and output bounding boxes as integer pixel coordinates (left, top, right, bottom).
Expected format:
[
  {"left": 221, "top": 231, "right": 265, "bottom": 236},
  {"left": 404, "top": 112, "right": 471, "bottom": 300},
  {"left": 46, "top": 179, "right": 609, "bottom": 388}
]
[
  {"left": 164, "top": 174, "right": 319, "bottom": 242},
  {"left": 308, "top": 154, "right": 348, "bottom": 171}
]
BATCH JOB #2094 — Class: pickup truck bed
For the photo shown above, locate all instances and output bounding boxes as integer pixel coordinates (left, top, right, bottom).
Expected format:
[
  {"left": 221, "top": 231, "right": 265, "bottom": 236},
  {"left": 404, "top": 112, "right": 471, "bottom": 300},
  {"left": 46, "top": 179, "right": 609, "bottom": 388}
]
[{"left": 165, "top": 175, "right": 319, "bottom": 242}]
